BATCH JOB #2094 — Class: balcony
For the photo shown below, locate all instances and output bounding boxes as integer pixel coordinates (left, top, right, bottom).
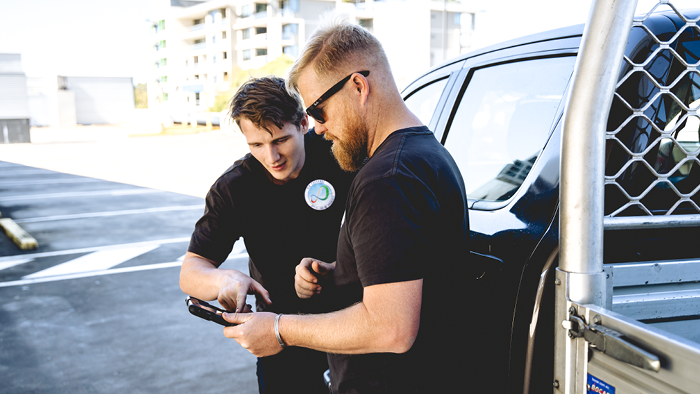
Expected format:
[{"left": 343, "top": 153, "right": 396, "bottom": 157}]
[
  {"left": 190, "top": 43, "right": 206, "bottom": 51},
  {"left": 190, "top": 23, "right": 205, "bottom": 32}
]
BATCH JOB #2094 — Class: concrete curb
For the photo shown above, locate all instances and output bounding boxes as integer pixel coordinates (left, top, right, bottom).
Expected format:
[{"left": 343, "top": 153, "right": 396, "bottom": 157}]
[{"left": 0, "top": 217, "right": 38, "bottom": 250}]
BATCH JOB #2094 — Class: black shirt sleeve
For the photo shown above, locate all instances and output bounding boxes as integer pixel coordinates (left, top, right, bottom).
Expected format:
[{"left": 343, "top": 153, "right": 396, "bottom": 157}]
[
  {"left": 349, "top": 174, "right": 437, "bottom": 287},
  {"left": 188, "top": 176, "right": 243, "bottom": 264}
]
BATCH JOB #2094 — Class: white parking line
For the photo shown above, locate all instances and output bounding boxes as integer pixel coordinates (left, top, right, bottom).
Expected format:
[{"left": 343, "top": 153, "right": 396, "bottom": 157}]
[
  {"left": 0, "top": 237, "right": 191, "bottom": 263},
  {"left": 0, "top": 188, "right": 163, "bottom": 202},
  {"left": 24, "top": 245, "right": 159, "bottom": 279},
  {"left": 0, "top": 258, "right": 34, "bottom": 271},
  {"left": 0, "top": 252, "right": 249, "bottom": 288},
  {"left": 14, "top": 205, "right": 204, "bottom": 223},
  {"left": 0, "top": 169, "right": 59, "bottom": 175},
  {"left": 0, "top": 178, "right": 102, "bottom": 187}
]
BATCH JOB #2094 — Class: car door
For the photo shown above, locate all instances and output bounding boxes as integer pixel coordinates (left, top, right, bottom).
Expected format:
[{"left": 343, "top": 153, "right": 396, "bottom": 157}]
[{"left": 404, "top": 32, "right": 581, "bottom": 392}]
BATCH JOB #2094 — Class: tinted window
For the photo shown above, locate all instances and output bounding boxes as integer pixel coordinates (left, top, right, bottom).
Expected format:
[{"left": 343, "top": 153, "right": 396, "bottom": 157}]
[
  {"left": 444, "top": 56, "right": 575, "bottom": 202},
  {"left": 404, "top": 78, "right": 448, "bottom": 126}
]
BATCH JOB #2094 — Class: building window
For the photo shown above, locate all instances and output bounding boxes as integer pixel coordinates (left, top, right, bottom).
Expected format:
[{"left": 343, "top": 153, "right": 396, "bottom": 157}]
[
  {"left": 358, "top": 18, "right": 373, "bottom": 33},
  {"left": 212, "top": 35, "right": 216, "bottom": 44},
  {"left": 243, "top": 49, "right": 251, "bottom": 61},
  {"left": 213, "top": 55, "right": 217, "bottom": 63},
  {"left": 222, "top": 31, "right": 227, "bottom": 39},
  {"left": 255, "top": 3, "right": 267, "bottom": 13},
  {"left": 256, "top": 48, "right": 267, "bottom": 56},
  {"left": 224, "top": 71, "right": 229, "bottom": 80},
  {"left": 155, "top": 19, "right": 165, "bottom": 33},
  {"left": 255, "top": 26, "right": 267, "bottom": 35},
  {"left": 242, "top": 28, "right": 251, "bottom": 40},
  {"left": 282, "top": 23, "right": 297, "bottom": 39},
  {"left": 161, "top": 76, "right": 168, "bottom": 83},
  {"left": 194, "top": 74, "right": 199, "bottom": 80},
  {"left": 214, "top": 75, "right": 218, "bottom": 83},
  {"left": 283, "top": 45, "right": 298, "bottom": 57},
  {"left": 161, "top": 58, "right": 167, "bottom": 67},
  {"left": 223, "top": 51, "right": 228, "bottom": 59},
  {"left": 194, "top": 56, "right": 198, "bottom": 64},
  {"left": 195, "top": 92, "right": 200, "bottom": 105},
  {"left": 193, "top": 18, "right": 204, "bottom": 26},
  {"left": 241, "top": 4, "right": 252, "bottom": 17},
  {"left": 163, "top": 93, "right": 168, "bottom": 101},
  {"left": 219, "top": 8, "right": 227, "bottom": 18}
]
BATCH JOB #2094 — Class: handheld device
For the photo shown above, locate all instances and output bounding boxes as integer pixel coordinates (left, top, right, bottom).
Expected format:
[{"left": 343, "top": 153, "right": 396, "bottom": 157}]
[{"left": 185, "top": 296, "right": 237, "bottom": 327}]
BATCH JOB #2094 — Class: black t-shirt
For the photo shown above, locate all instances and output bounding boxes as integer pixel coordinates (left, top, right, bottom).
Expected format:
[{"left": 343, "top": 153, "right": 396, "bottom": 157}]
[
  {"left": 188, "top": 131, "right": 354, "bottom": 315},
  {"left": 329, "top": 127, "right": 471, "bottom": 394}
]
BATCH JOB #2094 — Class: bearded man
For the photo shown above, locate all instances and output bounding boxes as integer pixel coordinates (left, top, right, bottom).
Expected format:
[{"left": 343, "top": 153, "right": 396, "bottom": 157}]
[{"left": 223, "top": 18, "right": 471, "bottom": 394}]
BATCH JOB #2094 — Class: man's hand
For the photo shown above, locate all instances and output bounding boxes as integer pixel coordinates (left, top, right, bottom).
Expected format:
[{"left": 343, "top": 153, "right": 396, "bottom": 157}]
[
  {"left": 294, "top": 258, "right": 335, "bottom": 299},
  {"left": 217, "top": 271, "right": 272, "bottom": 312},
  {"left": 223, "top": 312, "right": 283, "bottom": 357}
]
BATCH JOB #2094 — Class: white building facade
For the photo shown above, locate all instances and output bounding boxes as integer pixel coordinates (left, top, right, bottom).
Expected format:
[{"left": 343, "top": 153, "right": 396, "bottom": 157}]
[{"left": 148, "top": 0, "right": 476, "bottom": 121}]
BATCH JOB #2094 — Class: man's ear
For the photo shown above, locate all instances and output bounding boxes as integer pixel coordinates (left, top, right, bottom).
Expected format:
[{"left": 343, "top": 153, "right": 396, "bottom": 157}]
[
  {"left": 300, "top": 113, "right": 309, "bottom": 134},
  {"left": 351, "top": 72, "right": 370, "bottom": 106}
]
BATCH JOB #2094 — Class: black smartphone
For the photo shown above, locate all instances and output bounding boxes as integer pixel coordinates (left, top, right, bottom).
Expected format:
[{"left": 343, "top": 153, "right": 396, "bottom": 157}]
[{"left": 185, "top": 296, "right": 237, "bottom": 327}]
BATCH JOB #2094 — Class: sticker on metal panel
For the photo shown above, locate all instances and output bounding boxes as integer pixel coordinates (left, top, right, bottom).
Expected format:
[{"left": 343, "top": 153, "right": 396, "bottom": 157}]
[
  {"left": 305, "top": 179, "right": 335, "bottom": 210},
  {"left": 587, "top": 374, "right": 615, "bottom": 394}
]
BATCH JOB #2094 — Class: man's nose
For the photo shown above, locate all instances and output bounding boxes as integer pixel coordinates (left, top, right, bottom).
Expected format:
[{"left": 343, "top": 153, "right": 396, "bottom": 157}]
[
  {"left": 315, "top": 122, "right": 328, "bottom": 135},
  {"left": 266, "top": 145, "right": 280, "bottom": 163}
]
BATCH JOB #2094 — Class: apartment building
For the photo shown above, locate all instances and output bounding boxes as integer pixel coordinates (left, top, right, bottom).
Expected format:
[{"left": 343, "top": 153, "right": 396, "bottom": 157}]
[{"left": 148, "top": 0, "right": 475, "bottom": 121}]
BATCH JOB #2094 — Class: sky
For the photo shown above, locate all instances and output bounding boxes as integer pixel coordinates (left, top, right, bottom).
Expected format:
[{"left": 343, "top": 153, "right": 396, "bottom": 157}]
[{"left": 0, "top": 0, "right": 697, "bottom": 85}]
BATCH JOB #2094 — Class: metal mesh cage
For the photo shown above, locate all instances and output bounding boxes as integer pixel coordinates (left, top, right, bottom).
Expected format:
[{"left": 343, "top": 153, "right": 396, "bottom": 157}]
[{"left": 605, "top": 1, "right": 700, "bottom": 217}]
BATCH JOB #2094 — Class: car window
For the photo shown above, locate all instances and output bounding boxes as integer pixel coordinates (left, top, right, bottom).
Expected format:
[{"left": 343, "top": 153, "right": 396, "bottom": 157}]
[
  {"left": 404, "top": 77, "right": 449, "bottom": 126},
  {"left": 443, "top": 56, "right": 576, "bottom": 203}
]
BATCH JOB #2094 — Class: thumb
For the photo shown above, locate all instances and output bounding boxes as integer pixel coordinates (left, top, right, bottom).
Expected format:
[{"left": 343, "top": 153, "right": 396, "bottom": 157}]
[
  {"left": 312, "top": 261, "right": 333, "bottom": 277},
  {"left": 223, "top": 311, "right": 254, "bottom": 325}
]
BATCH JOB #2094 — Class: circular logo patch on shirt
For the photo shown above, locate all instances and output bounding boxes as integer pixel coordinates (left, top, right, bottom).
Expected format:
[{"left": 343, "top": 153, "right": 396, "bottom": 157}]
[{"left": 305, "top": 179, "right": 336, "bottom": 210}]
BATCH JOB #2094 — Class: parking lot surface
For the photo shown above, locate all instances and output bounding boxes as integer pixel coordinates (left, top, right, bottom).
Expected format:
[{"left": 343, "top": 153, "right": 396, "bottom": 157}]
[{"left": 0, "top": 130, "right": 260, "bottom": 393}]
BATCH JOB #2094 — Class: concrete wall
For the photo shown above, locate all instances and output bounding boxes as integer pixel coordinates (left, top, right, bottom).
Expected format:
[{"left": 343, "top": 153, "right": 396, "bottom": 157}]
[{"left": 65, "top": 77, "right": 135, "bottom": 125}]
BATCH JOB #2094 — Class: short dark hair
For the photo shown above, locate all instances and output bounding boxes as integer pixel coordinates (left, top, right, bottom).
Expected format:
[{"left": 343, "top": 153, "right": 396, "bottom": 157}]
[{"left": 228, "top": 76, "right": 305, "bottom": 134}]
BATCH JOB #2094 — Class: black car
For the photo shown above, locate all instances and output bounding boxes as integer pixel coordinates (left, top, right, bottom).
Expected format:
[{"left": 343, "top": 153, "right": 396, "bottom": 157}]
[{"left": 401, "top": 7, "right": 700, "bottom": 393}]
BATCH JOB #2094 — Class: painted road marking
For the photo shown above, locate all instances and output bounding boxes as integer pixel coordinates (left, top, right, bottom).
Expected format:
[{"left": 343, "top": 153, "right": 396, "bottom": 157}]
[
  {"left": 0, "top": 258, "right": 34, "bottom": 271},
  {"left": 14, "top": 205, "right": 204, "bottom": 223},
  {"left": 0, "top": 188, "right": 163, "bottom": 202},
  {"left": 0, "top": 178, "right": 102, "bottom": 187},
  {"left": 0, "top": 169, "right": 59, "bottom": 176},
  {"left": 0, "top": 237, "right": 191, "bottom": 264},
  {"left": 24, "top": 245, "right": 160, "bottom": 279},
  {"left": 0, "top": 252, "right": 249, "bottom": 288}
]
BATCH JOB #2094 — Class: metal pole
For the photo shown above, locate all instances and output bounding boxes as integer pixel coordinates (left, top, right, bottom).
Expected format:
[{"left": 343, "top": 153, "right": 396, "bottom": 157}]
[
  {"left": 560, "top": 0, "right": 638, "bottom": 278},
  {"left": 555, "top": 0, "right": 637, "bottom": 393}
]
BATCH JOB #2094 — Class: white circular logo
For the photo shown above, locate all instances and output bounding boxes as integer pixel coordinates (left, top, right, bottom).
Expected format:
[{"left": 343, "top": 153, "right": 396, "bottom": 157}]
[{"left": 304, "top": 179, "right": 336, "bottom": 210}]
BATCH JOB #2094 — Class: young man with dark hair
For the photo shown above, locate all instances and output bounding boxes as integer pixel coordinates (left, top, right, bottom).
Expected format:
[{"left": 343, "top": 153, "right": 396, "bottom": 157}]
[
  {"left": 179, "top": 76, "right": 353, "bottom": 394},
  {"left": 222, "top": 18, "right": 471, "bottom": 394}
]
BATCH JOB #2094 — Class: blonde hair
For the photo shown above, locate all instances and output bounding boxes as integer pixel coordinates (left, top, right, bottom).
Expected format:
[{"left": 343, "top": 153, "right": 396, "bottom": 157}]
[{"left": 287, "top": 15, "right": 390, "bottom": 94}]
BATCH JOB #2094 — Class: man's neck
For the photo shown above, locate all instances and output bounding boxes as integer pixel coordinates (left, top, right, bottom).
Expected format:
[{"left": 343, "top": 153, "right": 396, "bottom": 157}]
[{"left": 367, "top": 105, "right": 423, "bottom": 157}]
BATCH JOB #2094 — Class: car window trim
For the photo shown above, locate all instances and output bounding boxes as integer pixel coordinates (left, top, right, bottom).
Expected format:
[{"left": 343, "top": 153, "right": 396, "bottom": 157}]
[{"left": 439, "top": 53, "right": 578, "bottom": 209}]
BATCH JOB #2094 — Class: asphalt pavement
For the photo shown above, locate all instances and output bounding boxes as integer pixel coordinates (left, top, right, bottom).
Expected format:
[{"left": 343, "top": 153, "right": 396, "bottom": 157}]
[{"left": 0, "top": 129, "right": 261, "bottom": 393}]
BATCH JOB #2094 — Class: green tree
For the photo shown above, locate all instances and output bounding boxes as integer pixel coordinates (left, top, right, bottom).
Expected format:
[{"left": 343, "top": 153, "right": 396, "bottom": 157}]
[
  {"left": 210, "top": 55, "right": 295, "bottom": 112},
  {"left": 134, "top": 83, "right": 148, "bottom": 109}
]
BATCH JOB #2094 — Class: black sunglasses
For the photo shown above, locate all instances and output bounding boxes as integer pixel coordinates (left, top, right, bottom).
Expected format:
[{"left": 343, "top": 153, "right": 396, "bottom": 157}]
[{"left": 305, "top": 70, "right": 370, "bottom": 124}]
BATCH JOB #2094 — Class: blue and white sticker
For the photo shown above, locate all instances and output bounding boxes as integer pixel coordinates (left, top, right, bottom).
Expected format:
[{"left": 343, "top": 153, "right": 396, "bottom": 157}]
[
  {"left": 305, "top": 179, "right": 335, "bottom": 210},
  {"left": 587, "top": 374, "right": 615, "bottom": 394}
]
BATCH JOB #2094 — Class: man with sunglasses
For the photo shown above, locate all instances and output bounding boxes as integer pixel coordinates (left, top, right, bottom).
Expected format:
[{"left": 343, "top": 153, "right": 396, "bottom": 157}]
[
  {"left": 223, "top": 19, "right": 471, "bottom": 394},
  {"left": 180, "top": 76, "right": 354, "bottom": 394}
]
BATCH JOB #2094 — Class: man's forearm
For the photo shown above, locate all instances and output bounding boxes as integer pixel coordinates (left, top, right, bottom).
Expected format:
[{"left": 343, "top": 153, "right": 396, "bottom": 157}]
[
  {"left": 279, "top": 280, "right": 422, "bottom": 354},
  {"left": 179, "top": 253, "right": 228, "bottom": 300}
]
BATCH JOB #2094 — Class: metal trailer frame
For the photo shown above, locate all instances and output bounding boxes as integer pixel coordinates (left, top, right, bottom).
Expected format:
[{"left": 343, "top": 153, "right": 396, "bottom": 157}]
[{"left": 556, "top": 0, "right": 700, "bottom": 393}]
